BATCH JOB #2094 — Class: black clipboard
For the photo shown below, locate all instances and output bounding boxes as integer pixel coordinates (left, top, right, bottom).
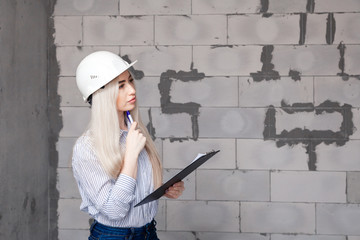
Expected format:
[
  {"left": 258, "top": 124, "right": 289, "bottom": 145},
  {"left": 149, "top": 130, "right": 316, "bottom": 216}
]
[{"left": 134, "top": 150, "right": 220, "bottom": 207}]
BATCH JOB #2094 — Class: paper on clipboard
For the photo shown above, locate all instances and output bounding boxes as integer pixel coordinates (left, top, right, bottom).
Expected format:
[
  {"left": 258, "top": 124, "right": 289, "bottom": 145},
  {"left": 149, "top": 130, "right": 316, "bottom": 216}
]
[
  {"left": 134, "top": 150, "right": 220, "bottom": 208},
  {"left": 191, "top": 153, "right": 206, "bottom": 163}
]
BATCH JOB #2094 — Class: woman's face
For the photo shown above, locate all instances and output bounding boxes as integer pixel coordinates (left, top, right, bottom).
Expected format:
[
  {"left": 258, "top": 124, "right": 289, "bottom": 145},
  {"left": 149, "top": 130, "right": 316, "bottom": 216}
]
[{"left": 115, "top": 70, "right": 136, "bottom": 112}]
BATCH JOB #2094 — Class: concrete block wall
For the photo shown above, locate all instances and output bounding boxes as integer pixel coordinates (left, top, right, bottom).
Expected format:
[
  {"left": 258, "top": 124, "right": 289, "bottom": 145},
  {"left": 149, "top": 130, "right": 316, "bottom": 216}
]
[
  {"left": 52, "top": 0, "right": 360, "bottom": 239},
  {"left": 0, "top": 0, "right": 50, "bottom": 239}
]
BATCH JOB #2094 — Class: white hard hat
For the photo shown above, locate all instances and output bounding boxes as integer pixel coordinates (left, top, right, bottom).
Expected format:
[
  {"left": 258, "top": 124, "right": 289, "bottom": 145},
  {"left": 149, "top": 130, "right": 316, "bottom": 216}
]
[{"left": 76, "top": 51, "right": 137, "bottom": 102}]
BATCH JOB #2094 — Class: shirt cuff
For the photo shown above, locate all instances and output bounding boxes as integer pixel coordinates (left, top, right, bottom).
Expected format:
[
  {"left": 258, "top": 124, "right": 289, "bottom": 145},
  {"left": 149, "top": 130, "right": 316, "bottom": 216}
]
[{"left": 115, "top": 174, "right": 136, "bottom": 194}]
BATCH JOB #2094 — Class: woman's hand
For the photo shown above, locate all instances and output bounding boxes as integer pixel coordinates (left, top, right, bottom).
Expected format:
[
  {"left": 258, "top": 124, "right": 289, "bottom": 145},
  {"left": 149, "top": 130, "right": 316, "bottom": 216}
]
[
  {"left": 125, "top": 122, "right": 146, "bottom": 158},
  {"left": 164, "top": 181, "right": 185, "bottom": 199},
  {"left": 121, "top": 122, "right": 146, "bottom": 178}
]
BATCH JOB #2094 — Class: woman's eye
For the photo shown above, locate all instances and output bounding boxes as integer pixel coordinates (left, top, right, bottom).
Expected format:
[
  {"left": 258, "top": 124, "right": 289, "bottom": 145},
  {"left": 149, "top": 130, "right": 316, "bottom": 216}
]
[{"left": 119, "top": 84, "right": 124, "bottom": 89}]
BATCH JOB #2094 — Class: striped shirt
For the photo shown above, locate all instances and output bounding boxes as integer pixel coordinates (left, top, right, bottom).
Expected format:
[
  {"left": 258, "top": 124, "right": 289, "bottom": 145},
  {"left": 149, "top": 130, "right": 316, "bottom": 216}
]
[{"left": 72, "top": 129, "right": 157, "bottom": 228}]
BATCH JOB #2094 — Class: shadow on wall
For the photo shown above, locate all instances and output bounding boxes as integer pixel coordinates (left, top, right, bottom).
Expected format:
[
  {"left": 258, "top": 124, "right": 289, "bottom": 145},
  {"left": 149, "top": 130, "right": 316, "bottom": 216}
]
[{"left": 126, "top": 42, "right": 356, "bottom": 172}]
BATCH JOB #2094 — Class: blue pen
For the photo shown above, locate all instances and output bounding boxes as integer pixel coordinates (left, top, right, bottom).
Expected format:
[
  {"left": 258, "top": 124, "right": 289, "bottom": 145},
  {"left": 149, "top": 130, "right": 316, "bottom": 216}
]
[{"left": 126, "top": 111, "right": 134, "bottom": 124}]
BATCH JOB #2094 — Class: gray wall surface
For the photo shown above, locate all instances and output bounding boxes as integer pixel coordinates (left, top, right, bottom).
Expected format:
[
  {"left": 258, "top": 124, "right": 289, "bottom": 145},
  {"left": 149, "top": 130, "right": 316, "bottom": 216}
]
[
  {"left": 0, "top": 0, "right": 50, "bottom": 239},
  {"left": 1, "top": 0, "right": 360, "bottom": 239},
  {"left": 52, "top": 0, "right": 360, "bottom": 239},
  {"left": 53, "top": 0, "right": 360, "bottom": 239}
]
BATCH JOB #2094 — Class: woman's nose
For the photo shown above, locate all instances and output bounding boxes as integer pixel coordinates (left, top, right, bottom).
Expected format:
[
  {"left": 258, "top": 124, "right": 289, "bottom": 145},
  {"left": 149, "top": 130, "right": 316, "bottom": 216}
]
[{"left": 128, "top": 84, "right": 136, "bottom": 94}]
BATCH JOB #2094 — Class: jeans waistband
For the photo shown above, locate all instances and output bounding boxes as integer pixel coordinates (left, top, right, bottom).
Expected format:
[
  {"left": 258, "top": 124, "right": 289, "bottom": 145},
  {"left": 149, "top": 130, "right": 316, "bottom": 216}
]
[{"left": 91, "top": 219, "right": 157, "bottom": 235}]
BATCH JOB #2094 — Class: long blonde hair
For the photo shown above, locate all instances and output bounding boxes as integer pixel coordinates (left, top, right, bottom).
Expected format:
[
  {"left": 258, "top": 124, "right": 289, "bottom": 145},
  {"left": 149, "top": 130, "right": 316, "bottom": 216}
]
[{"left": 89, "top": 76, "right": 162, "bottom": 188}]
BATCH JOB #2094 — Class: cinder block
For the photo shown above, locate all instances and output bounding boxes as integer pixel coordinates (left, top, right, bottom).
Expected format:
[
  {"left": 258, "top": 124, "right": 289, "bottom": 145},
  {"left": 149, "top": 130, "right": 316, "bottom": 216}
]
[
  {"left": 197, "top": 170, "right": 269, "bottom": 201},
  {"left": 58, "top": 199, "right": 90, "bottom": 229},
  {"left": 54, "top": 16, "right": 82, "bottom": 46},
  {"left": 193, "top": 46, "right": 262, "bottom": 76},
  {"left": 344, "top": 45, "right": 360, "bottom": 75},
  {"left": 163, "top": 169, "right": 195, "bottom": 200},
  {"left": 136, "top": 77, "right": 161, "bottom": 107},
  {"left": 57, "top": 46, "right": 119, "bottom": 76},
  {"left": 167, "top": 201, "right": 239, "bottom": 232},
  {"left": 272, "top": 45, "right": 339, "bottom": 76},
  {"left": 228, "top": 14, "right": 299, "bottom": 45},
  {"left": 315, "top": 0, "right": 360, "bottom": 12},
  {"left": 306, "top": 13, "right": 328, "bottom": 44},
  {"left": 154, "top": 200, "right": 166, "bottom": 231},
  {"left": 315, "top": 77, "right": 360, "bottom": 107},
  {"left": 59, "top": 229, "right": 89, "bottom": 240},
  {"left": 237, "top": 139, "right": 309, "bottom": 170},
  {"left": 241, "top": 202, "right": 315, "bottom": 234},
  {"left": 83, "top": 16, "right": 153, "bottom": 46},
  {"left": 57, "top": 137, "right": 77, "bottom": 168},
  {"left": 138, "top": 77, "right": 238, "bottom": 107},
  {"left": 271, "top": 234, "right": 346, "bottom": 240},
  {"left": 198, "top": 108, "right": 266, "bottom": 138},
  {"left": 163, "top": 139, "right": 236, "bottom": 169},
  {"left": 54, "top": 0, "right": 119, "bottom": 15},
  {"left": 60, "top": 107, "right": 91, "bottom": 137},
  {"left": 271, "top": 171, "right": 346, "bottom": 203},
  {"left": 275, "top": 109, "right": 343, "bottom": 134},
  {"left": 121, "top": 46, "right": 192, "bottom": 76},
  {"left": 120, "top": 0, "right": 191, "bottom": 15},
  {"left": 57, "top": 168, "right": 81, "bottom": 199},
  {"left": 155, "top": 15, "right": 226, "bottom": 45},
  {"left": 267, "top": 0, "right": 307, "bottom": 13},
  {"left": 139, "top": 107, "right": 150, "bottom": 127},
  {"left": 154, "top": 138, "right": 163, "bottom": 162},
  {"left": 58, "top": 77, "right": 87, "bottom": 107},
  {"left": 170, "top": 77, "right": 238, "bottom": 107},
  {"left": 352, "top": 109, "right": 360, "bottom": 139},
  {"left": 150, "top": 108, "right": 193, "bottom": 138},
  {"left": 192, "top": 0, "right": 260, "bottom": 14},
  {"left": 239, "top": 77, "right": 313, "bottom": 107},
  {"left": 316, "top": 141, "right": 360, "bottom": 171},
  {"left": 349, "top": 237, "right": 360, "bottom": 240},
  {"left": 197, "top": 232, "right": 269, "bottom": 240},
  {"left": 347, "top": 172, "right": 360, "bottom": 203},
  {"left": 317, "top": 204, "right": 360, "bottom": 235},
  {"left": 334, "top": 13, "right": 360, "bottom": 44},
  {"left": 157, "top": 231, "right": 196, "bottom": 240},
  {"left": 137, "top": 108, "right": 163, "bottom": 159}
]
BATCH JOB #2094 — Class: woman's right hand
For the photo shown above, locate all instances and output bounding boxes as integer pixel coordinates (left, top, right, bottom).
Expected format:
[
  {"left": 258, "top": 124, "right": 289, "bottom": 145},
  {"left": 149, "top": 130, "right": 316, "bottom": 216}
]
[
  {"left": 125, "top": 122, "right": 146, "bottom": 160},
  {"left": 121, "top": 122, "right": 146, "bottom": 179}
]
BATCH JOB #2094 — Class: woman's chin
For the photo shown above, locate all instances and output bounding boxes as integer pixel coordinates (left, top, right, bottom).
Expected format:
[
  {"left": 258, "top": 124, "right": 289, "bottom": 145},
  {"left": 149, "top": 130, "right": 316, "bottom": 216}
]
[{"left": 119, "top": 106, "right": 136, "bottom": 112}]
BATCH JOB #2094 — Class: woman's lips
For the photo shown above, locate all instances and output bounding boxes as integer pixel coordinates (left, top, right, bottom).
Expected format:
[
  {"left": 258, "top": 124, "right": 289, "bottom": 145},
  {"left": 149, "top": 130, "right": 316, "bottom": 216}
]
[{"left": 128, "top": 97, "right": 136, "bottom": 103}]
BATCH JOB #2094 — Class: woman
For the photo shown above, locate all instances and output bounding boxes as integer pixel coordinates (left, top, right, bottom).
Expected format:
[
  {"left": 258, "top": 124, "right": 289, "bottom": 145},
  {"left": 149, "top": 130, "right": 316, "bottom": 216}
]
[{"left": 72, "top": 51, "right": 184, "bottom": 240}]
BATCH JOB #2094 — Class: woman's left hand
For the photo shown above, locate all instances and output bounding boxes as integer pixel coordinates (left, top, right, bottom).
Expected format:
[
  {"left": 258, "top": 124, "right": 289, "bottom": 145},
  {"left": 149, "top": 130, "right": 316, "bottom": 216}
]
[{"left": 164, "top": 181, "right": 185, "bottom": 199}]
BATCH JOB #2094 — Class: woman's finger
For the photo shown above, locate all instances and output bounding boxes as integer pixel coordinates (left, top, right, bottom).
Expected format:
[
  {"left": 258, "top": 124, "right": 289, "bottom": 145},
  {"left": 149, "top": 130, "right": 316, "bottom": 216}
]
[
  {"left": 166, "top": 190, "right": 178, "bottom": 199},
  {"left": 173, "top": 182, "right": 184, "bottom": 191},
  {"left": 174, "top": 181, "right": 184, "bottom": 188},
  {"left": 165, "top": 181, "right": 185, "bottom": 199},
  {"left": 130, "top": 121, "right": 138, "bottom": 131},
  {"left": 167, "top": 188, "right": 182, "bottom": 197}
]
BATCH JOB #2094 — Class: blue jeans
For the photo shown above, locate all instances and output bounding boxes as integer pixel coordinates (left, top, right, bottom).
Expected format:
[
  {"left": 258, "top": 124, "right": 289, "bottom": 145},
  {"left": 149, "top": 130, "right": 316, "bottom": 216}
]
[{"left": 89, "top": 220, "right": 159, "bottom": 240}]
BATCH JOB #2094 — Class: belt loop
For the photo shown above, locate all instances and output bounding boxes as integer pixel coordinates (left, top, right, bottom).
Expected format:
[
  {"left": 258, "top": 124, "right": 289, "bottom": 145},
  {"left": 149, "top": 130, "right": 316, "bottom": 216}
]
[
  {"left": 145, "top": 225, "right": 150, "bottom": 240},
  {"left": 128, "top": 228, "right": 135, "bottom": 240}
]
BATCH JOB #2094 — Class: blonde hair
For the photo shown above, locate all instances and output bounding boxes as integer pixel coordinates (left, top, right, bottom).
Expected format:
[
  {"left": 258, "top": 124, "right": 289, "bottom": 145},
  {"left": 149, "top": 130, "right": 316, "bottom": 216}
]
[{"left": 89, "top": 77, "right": 162, "bottom": 188}]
